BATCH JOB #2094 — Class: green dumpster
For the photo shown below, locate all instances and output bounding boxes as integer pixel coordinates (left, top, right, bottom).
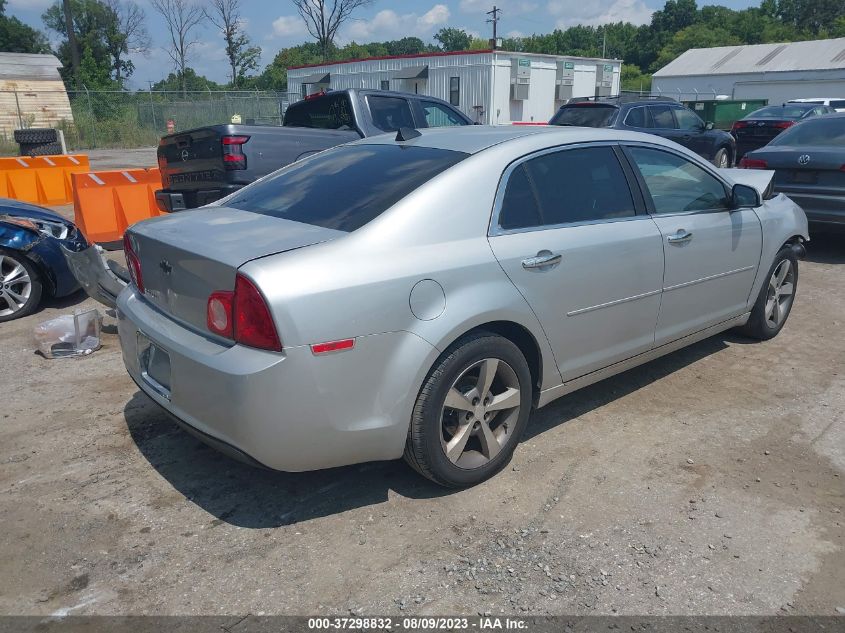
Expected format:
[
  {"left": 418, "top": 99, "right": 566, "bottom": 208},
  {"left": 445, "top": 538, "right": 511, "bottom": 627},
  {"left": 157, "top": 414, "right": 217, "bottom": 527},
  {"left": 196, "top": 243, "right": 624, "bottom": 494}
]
[{"left": 682, "top": 99, "right": 769, "bottom": 130}]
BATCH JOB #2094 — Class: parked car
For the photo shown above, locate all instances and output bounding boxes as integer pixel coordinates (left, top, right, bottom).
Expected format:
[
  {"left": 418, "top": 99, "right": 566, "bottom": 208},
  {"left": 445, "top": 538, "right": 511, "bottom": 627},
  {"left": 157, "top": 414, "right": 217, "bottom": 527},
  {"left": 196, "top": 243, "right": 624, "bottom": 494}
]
[
  {"left": 154, "top": 89, "right": 473, "bottom": 211},
  {"left": 0, "top": 200, "right": 87, "bottom": 321},
  {"left": 739, "top": 113, "right": 845, "bottom": 231},
  {"left": 71, "top": 126, "right": 808, "bottom": 487},
  {"left": 788, "top": 98, "right": 845, "bottom": 112},
  {"left": 549, "top": 96, "right": 737, "bottom": 168},
  {"left": 731, "top": 103, "right": 836, "bottom": 160}
]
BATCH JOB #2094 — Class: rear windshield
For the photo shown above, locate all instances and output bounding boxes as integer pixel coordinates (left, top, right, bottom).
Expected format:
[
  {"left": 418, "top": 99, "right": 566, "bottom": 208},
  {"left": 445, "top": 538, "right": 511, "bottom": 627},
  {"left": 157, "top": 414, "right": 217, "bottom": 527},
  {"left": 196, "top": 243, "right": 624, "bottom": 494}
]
[
  {"left": 550, "top": 105, "right": 618, "bottom": 127},
  {"left": 225, "top": 144, "right": 469, "bottom": 232},
  {"left": 283, "top": 93, "right": 356, "bottom": 130},
  {"left": 747, "top": 105, "right": 811, "bottom": 119},
  {"left": 770, "top": 117, "right": 845, "bottom": 147}
]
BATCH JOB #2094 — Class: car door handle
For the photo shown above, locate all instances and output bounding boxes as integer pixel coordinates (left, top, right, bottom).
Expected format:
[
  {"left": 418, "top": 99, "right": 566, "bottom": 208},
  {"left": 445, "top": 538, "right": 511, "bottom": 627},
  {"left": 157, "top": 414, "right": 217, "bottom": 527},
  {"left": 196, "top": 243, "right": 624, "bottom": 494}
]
[
  {"left": 521, "top": 251, "right": 562, "bottom": 269},
  {"left": 667, "top": 229, "right": 693, "bottom": 244}
]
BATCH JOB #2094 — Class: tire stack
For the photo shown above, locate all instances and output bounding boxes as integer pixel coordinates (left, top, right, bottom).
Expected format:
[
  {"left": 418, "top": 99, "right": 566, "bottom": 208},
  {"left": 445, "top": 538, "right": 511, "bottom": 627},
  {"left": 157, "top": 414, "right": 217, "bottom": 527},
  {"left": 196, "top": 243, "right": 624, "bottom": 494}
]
[{"left": 14, "top": 128, "right": 63, "bottom": 157}]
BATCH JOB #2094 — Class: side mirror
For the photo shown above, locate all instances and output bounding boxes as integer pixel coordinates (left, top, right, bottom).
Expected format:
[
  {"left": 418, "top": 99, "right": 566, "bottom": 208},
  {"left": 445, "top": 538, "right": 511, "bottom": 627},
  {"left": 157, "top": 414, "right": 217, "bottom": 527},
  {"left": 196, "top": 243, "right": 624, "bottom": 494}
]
[
  {"left": 732, "top": 183, "right": 761, "bottom": 209},
  {"left": 705, "top": 121, "right": 715, "bottom": 131}
]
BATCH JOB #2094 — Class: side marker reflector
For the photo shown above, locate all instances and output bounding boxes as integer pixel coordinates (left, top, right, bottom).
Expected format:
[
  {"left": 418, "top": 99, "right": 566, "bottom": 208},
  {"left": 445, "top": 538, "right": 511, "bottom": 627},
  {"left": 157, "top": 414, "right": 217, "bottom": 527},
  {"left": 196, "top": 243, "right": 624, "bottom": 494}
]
[{"left": 311, "top": 339, "right": 355, "bottom": 355}]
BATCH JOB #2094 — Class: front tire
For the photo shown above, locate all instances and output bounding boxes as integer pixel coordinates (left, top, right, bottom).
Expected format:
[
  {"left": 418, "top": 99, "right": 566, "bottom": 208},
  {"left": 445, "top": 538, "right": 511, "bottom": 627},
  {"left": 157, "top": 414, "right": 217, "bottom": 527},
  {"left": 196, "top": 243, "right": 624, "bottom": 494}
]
[
  {"left": 740, "top": 246, "right": 798, "bottom": 340},
  {"left": 0, "top": 249, "right": 42, "bottom": 322},
  {"left": 404, "top": 332, "right": 532, "bottom": 488}
]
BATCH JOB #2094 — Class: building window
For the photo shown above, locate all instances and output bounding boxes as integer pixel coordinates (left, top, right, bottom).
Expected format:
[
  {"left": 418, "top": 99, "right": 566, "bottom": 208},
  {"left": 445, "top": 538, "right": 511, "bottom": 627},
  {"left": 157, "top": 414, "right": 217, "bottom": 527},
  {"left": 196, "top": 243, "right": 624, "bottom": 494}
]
[
  {"left": 449, "top": 77, "right": 460, "bottom": 106},
  {"left": 380, "top": 80, "right": 389, "bottom": 91}
]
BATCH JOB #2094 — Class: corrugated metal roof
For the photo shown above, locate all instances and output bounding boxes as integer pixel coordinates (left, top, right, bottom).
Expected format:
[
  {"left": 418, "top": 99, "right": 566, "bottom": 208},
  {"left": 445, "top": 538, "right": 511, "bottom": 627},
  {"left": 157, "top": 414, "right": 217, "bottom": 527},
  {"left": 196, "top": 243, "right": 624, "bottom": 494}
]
[
  {"left": 654, "top": 37, "right": 845, "bottom": 77},
  {"left": 0, "top": 53, "right": 63, "bottom": 80}
]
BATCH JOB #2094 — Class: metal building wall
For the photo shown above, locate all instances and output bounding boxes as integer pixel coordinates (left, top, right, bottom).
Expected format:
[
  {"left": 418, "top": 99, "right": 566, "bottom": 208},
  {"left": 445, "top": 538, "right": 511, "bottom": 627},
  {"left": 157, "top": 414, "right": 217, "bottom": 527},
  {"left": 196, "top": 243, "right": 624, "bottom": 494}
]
[{"left": 653, "top": 70, "right": 845, "bottom": 103}]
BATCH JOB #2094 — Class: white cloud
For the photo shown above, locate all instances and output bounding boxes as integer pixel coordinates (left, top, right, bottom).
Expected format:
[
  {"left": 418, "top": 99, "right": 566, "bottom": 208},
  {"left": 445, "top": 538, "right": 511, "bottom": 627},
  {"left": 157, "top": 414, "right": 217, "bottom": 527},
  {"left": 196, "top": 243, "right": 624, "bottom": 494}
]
[
  {"left": 343, "top": 4, "right": 451, "bottom": 41},
  {"left": 272, "top": 15, "right": 307, "bottom": 38},
  {"left": 506, "top": 30, "right": 525, "bottom": 38},
  {"left": 547, "top": 0, "right": 652, "bottom": 27}
]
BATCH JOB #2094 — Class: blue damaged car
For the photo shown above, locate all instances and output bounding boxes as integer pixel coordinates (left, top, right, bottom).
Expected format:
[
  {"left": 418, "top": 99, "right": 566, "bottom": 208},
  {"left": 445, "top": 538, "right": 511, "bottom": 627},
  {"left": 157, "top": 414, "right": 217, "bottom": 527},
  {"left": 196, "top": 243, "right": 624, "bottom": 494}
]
[{"left": 0, "top": 199, "right": 88, "bottom": 321}]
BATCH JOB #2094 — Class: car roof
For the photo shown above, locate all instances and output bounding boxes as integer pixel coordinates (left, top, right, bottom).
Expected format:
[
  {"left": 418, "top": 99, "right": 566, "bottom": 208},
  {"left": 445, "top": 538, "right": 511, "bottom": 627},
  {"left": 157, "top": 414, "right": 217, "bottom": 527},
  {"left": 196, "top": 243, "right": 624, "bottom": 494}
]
[{"left": 352, "top": 124, "right": 680, "bottom": 155}]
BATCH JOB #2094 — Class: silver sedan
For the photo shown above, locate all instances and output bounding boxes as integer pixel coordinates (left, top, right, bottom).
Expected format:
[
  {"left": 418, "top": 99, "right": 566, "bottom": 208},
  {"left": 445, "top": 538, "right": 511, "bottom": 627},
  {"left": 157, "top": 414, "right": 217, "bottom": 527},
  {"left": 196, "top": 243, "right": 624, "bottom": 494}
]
[{"left": 111, "top": 126, "right": 808, "bottom": 487}]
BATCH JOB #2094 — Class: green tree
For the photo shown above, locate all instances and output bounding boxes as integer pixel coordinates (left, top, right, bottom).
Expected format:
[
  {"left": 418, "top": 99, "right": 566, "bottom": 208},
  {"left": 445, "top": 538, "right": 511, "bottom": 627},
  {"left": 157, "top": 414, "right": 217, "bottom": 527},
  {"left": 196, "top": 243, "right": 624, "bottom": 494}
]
[
  {"left": 207, "top": 0, "right": 260, "bottom": 88},
  {"left": 621, "top": 64, "right": 652, "bottom": 92},
  {"left": 434, "top": 27, "right": 472, "bottom": 52},
  {"left": 151, "top": 67, "right": 223, "bottom": 92},
  {"left": 774, "top": 0, "right": 845, "bottom": 35},
  {"left": 0, "top": 0, "right": 51, "bottom": 53},
  {"left": 654, "top": 23, "right": 741, "bottom": 70}
]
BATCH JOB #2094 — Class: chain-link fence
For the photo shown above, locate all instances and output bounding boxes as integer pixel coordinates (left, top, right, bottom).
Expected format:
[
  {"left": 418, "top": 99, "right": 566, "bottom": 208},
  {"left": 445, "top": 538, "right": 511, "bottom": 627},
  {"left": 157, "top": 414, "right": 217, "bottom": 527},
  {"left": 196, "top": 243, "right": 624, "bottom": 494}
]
[{"left": 0, "top": 89, "right": 300, "bottom": 153}]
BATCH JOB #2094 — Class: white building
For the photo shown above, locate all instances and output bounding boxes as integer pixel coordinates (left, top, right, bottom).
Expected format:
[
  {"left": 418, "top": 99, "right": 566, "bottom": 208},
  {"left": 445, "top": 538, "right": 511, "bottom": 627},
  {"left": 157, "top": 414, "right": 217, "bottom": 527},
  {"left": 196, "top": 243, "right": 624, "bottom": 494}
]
[
  {"left": 287, "top": 50, "right": 622, "bottom": 125},
  {"left": 653, "top": 38, "right": 845, "bottom": 104},
  {"left": 0, "top": 53, "right": 73, "bottom": 139}
]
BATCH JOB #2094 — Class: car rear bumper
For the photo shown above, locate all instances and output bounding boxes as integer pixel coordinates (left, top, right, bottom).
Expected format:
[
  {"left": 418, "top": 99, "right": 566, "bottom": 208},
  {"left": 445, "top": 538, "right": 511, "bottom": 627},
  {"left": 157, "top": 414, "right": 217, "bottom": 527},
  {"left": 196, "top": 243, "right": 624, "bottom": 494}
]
[
  {"left": 155, "top": 187, "right": 241, "bottom": 212},
  {"left": 777, "top": 190, "right": 845, "bottom": 227},
  {"left": 116, "top": 287, "right": 439, "bottom": 472}
]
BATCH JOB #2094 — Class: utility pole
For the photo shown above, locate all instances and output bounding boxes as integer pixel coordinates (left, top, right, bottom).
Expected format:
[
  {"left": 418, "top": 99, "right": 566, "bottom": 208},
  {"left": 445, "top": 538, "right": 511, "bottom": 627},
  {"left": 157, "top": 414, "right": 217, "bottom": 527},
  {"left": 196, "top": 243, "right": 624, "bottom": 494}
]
[
  {"left": 486, "top": 5, "right": 501, "bottom": 47},
  {"left": 62, "top": 0, "right": 81, "bottom": 88}
]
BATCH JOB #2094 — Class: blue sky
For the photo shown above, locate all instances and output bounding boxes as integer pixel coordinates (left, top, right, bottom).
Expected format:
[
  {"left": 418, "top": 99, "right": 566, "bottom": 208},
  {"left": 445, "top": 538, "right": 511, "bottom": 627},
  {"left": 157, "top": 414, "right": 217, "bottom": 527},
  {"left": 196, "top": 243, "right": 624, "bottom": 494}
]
[{"left": 6, "top": 0, "right": 760, "bottom": 87}]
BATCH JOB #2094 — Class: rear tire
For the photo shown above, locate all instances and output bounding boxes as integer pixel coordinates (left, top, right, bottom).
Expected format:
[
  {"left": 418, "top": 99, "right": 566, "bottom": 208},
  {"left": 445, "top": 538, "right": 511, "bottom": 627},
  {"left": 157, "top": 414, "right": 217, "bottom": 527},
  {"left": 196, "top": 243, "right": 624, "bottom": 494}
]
[
  {"left": 740, "top": 246, "right": 798, "bottom": 340},
  {"left": 713, "top": 147, "right": 731, "bottom": 168},
  {"left": 404, "top": 332, "right": 532, "bottom": 488}
]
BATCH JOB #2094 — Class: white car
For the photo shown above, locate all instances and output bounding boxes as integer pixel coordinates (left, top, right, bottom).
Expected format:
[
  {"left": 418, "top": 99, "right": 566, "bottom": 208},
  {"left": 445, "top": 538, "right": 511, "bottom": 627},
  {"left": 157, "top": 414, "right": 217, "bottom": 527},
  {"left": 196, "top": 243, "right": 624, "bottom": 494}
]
[{"left": 788, "top": 98, "right": 845, "bottom": 112}]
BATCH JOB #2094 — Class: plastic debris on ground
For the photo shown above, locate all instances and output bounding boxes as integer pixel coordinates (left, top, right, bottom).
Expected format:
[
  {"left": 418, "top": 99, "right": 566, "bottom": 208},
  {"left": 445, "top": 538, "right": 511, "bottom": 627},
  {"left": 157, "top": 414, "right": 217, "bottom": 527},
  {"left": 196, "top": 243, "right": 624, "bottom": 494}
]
[{"left": 34, "top": 308, "right": 102, "bottom": 358}]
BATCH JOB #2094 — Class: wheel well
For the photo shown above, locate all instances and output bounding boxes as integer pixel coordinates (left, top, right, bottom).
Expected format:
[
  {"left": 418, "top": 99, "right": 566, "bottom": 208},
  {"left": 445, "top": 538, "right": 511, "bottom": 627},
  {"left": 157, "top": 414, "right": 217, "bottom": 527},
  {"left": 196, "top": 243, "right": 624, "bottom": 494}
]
[{"left": 463, "top": 321, "right": 543, "bottom": 398}]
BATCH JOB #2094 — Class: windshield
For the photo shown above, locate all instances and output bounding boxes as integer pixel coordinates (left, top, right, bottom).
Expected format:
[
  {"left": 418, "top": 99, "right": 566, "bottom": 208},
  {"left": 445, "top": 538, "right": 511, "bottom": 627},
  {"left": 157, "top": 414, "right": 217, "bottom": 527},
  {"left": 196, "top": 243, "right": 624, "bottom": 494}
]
[
  {"left": 551, "top": 105, "right": 618, "bottom": 127},
  {"left": 747, "top": 105, "right": 812, "bottom": 120},
  {"left": 770, "top": 117, "right": 845, "bottom": 147},
  {"left": 225, "top": 144, "right": 469, "bottom": 232}
]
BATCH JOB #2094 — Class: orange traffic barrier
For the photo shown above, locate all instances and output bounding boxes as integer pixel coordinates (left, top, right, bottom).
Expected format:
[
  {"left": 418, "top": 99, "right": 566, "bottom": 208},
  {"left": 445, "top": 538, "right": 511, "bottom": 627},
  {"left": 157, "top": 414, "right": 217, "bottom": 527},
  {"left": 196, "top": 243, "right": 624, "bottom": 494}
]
[
  {"left": 72, "top": 168, "right": 164, "bottom": 244},
  {"left": 0, "top": 155, "right": 90, "bottom": 205}
]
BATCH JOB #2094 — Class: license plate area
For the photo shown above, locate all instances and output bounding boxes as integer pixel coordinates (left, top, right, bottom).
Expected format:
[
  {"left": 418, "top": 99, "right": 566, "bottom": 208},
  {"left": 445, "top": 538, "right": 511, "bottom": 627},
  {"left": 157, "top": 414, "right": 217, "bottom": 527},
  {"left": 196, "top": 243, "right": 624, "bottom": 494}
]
[
  {"left": 137, "top": 332, "right": 172, "bottom": 400},
  {"left": 791, "top": 170, "right": 818, "bottom": 184}
]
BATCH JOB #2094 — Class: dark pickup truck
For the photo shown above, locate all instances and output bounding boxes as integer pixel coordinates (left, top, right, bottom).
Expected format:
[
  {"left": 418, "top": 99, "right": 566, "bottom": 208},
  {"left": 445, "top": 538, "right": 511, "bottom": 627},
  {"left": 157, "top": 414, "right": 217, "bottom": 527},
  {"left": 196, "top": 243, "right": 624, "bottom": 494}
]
[{"left": 155, "top": 88, "right": 473, "bottom": 211}]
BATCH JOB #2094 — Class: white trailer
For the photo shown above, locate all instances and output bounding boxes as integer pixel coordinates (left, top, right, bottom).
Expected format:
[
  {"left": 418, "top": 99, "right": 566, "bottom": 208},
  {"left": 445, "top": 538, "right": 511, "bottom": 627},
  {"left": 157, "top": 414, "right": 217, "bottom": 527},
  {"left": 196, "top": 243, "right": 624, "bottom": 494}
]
[{"left": 287, "top": 50, "right": 622, "bottom": 125}]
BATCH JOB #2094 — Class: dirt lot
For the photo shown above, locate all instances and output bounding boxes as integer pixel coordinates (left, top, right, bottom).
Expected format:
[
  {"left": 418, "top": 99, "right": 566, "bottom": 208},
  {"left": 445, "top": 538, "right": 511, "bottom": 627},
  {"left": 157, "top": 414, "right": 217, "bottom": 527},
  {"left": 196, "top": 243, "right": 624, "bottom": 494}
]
[{"left": 0, "top": 164, "right": 843, "bottom": 616}]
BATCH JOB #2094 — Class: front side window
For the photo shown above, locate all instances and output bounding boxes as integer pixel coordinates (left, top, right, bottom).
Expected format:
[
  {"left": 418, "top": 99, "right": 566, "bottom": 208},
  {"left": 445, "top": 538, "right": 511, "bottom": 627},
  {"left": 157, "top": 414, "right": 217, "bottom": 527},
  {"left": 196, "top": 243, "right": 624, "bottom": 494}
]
[
  {"left": 366, "top": 95, "right": 416, "bottom": 132},
  {"left": 498, "top": 146, "right": 636, "bottom": 231},
  {"left": 449, "top": 77, "right": 460, "bottom": 106},
  {"left": 226, "top": 144, "right": 468, "bottom": 232},
  {"left": 674, "top": 108, "right": 704, "bottom": 130},
  {"left": 421, "top": 101, "right": 466, "bottom": 127},
  {"left": 628, "top": 147, "right": 729, "bottom": 214},
  {"left": 650, "top": 105, "right": 676, "bottom": 129}
]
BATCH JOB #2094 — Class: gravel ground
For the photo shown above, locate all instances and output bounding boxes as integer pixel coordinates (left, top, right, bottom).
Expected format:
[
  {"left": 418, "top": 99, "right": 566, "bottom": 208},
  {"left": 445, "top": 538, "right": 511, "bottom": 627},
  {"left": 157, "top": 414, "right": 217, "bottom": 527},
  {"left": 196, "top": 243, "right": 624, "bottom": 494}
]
[{"left": 0, "top": 225, "right": 842, "bottom": 617}]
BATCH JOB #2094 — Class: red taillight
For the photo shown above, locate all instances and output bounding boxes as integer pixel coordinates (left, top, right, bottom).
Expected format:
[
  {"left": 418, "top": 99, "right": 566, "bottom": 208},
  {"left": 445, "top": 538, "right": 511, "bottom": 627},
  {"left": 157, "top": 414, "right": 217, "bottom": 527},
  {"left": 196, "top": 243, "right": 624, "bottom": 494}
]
[
  {"left": 311, "top": 339, "right": 355, "bottom": 355},
  {"left": 123, "top": 232, "right": 144, "bottom": 294},
  {"left": 731, "top": 121, "right": 749, "bottom": 132},
  {"left": 221, "top": 135, "right": 249, "bottom": 171},
  {"left": 773, "top": 121, "right": 795, "bottom": 129},
  {"left": 207, "top": 290, "right": 234, "bottom": 337},
  {"left": 206, "top": 274, "right": 281, "bottom": 351},
  {"left": 739, "top": 157, "right": 768, "bottom": 169}
]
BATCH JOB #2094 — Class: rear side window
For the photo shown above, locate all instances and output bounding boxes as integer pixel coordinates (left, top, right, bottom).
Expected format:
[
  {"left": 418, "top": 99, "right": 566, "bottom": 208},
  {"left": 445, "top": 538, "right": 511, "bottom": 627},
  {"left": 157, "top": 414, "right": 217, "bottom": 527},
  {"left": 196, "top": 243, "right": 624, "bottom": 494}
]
[
  {"left": 749, "top": 105, "right": 811, "bottom": 119},
  {"left": 551, "top": 105, "right": 618, "bottom": 127},
  {"left": 624, "top": 107, "right": 649, "bottom": 128},
  {"left": 499, "top": 147, "right": 635, "bottom": 230},
  {"left": 650, "top": 105, "right": 676, "bottom": 129},
  {"left": 283, "top": 94, "right": 354, "bottom": 130},
  {"left": 367, "top": 96, "right": 415, "bottom": 132},
  {"left": 226, "top": 144, "right": 468, "bottom": 232},
  {"left": 830, "top": 100, "right": 845, "bottom": 109}
]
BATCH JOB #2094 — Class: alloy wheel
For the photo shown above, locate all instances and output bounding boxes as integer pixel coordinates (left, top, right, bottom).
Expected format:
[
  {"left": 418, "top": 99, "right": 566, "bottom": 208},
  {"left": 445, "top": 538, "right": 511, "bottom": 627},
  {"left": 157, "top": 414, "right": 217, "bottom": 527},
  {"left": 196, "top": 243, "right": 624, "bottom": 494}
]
[
  {"left": 440, "top": 358, "right": 522, "bottom": 469},
  {"left": 765, "top": 259, "right": 794, "bottom": 328},
  {"left": 0, "top": 254, "right": 32, "bottom": 317}
]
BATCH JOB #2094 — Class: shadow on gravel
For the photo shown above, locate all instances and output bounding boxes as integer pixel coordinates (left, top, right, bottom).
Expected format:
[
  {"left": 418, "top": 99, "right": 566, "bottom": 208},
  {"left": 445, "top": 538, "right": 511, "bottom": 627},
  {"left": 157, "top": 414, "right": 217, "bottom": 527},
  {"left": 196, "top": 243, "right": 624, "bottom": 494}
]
[
  {"left": 804, "top": 231, "right": 844, "bottom": 265},
  {"left": 524, "top": 333, "right": 737, "bottom": 439},
  {"left": 43, "top": 288, "right": 89, "bottom": 310},
  {"left": 124, "top": 392, "right": 452, "bottom": 529}
]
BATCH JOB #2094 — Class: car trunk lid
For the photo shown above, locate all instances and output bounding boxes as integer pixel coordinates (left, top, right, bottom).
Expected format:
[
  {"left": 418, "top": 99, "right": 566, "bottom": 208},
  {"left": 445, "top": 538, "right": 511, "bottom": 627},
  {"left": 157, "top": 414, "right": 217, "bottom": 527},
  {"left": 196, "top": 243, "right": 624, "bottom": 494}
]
[
  {"left": 744, "top": 147, "right": 845, "bottom": 193},
  {"left": 127, "top": 207, "right": 346, "bottom": 334}
]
